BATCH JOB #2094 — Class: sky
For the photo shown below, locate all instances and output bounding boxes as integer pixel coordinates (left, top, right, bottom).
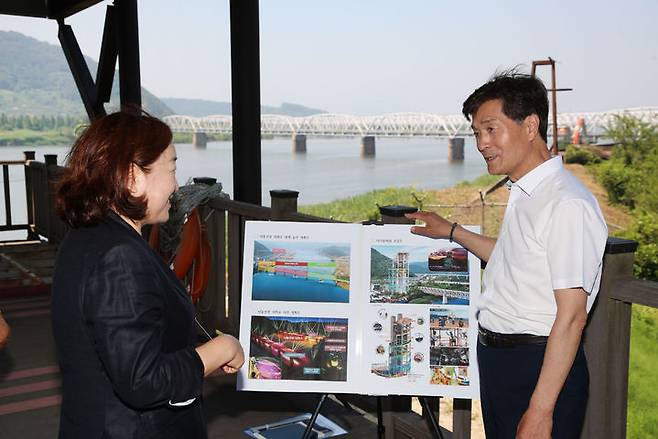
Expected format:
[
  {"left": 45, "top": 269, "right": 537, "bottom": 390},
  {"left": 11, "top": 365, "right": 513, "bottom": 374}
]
[{"left": 1, "top": 0, "right": 657, "bottom": 115}]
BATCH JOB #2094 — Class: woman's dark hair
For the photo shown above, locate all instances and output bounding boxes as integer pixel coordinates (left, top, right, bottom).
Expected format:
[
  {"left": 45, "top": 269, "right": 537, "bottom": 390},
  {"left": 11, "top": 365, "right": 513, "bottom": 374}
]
[
  {"left": 56, "top": 111, "right": 173, "bottom": 227},
  {"left": 462, "top": 71, "right": 549, "bottom": 142}
]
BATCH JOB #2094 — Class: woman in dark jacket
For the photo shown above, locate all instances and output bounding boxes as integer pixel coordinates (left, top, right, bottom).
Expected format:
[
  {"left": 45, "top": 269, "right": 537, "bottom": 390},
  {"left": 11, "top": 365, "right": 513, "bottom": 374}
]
[{"left": 51, "top": 112, "right": 244, "bottom": 439}]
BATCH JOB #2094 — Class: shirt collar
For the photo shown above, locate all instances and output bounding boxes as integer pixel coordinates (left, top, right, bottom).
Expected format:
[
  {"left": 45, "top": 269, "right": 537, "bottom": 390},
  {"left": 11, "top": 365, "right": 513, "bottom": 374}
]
[{"left": 511, "top": 156, "right": 563, "bottom": 196}]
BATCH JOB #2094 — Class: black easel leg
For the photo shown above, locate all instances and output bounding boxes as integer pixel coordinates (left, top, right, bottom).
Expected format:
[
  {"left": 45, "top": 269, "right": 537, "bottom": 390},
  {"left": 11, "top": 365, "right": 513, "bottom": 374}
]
[
  {"left": 302, "top": 393, "right": 328, "bottom": 439},
  {"left": 419, "top": 396, "right": 445, "bottom": 439},
  {"left": 376, "top": 396, "right": 385, "bottom": 439}
]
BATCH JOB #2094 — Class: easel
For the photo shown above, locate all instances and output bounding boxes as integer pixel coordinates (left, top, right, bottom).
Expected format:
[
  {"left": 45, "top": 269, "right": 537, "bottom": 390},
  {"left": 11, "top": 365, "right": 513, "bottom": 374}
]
[{"left": 301, "top": 394, "right": 446, "bottom": 439}]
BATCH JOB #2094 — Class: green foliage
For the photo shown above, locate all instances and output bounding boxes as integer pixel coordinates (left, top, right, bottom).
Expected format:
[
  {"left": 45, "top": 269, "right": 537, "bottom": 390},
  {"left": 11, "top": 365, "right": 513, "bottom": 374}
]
[
  {"left": 455, "top": 173, "right": 501, "bottom": 188},
  {"left": 596, "top": 159, "right": 642, "bottom": 208},
  {"left": 593, "top": 117, "right": 658, "bottom": 435},
  {"left": 0, "top": 31, "right": 172, "bottom": 116},
  {"left": 299, "top": 187, "right": 441, "bottom": 223},
  {"left": 594, "top": 115, "right": 658, "bottom": 281},
  {"left": 563, "top": 144, "right": 601, "bottom": 165},
  {"left": 621, "top": 212, "right": 658, "bottom": 280},
  {"left": 606, "top": 115, "right": 658, "bottom": 165},
  {"left": 628, "top": 305, "right": 658, "bottom": 438},
  {"left": 0, "top": 113, "right": 84, "bottom": 132},
  {"left": 0, "top": 129, "right": 74, "bottom": 146},
  {"left": 0, "top": 113, "right": 83, "bottom": 146}
]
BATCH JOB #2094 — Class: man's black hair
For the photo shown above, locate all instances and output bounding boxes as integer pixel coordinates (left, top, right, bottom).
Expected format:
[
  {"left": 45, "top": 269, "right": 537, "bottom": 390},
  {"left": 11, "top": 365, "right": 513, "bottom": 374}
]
[{"left": 462, "top": 70, "right": 549, "bottom": 143}]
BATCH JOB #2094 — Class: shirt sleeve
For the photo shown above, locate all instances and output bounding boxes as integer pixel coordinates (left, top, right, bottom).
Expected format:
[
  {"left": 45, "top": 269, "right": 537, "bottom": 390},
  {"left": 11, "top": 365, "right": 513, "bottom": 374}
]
[
  {"left": 545, "top": 199, "right": 608, "bottom": 293},
  {"left": 83, "top": 244, "right": 204, "bottom": 409}
]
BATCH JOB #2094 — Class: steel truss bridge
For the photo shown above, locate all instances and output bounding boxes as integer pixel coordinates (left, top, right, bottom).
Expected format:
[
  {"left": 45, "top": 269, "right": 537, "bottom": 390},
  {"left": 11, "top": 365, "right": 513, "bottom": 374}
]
[
  {"left": 419, "top": 286, "right": 469, "bottom": 301},
  {"left": 163, "top": 107, "right": 658, "bottom": 138}
]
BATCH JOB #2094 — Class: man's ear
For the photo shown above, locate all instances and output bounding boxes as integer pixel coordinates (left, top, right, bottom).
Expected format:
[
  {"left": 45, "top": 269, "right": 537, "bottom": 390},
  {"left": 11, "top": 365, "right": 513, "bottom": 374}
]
[
  {"left": 524, "top": 114, "right": 540, "bottom": 141},
  {"left": 129, "top": 163, "right": 146, "bottom": 197}
]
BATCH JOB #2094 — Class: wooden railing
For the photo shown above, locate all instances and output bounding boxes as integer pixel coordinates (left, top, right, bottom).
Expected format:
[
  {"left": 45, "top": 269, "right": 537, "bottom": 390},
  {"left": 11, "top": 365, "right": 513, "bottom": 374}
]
[
  {"left": 20, "top": 152, "right": 68, "bottom": 244},
  {"left": 0, "top": 152, "right": 38, "bottom": 239},
  {"left": 21, "top": 154, "right": 657, "bottom": 438}
]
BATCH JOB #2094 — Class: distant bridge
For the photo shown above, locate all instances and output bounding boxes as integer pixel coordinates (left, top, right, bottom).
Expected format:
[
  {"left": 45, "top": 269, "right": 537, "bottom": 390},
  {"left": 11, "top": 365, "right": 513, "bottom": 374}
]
[
  {"left": 163, "top": 107, "right": 658, "bottom": 138},
  {"left": 418, "top": 286, "right": 469, "bottom": 303}
]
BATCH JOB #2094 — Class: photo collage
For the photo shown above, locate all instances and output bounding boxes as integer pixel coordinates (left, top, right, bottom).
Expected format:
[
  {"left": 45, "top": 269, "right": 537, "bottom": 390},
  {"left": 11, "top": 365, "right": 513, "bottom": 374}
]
[
  {"left": 238, "top": 222, "right": 480, "bottom": 398},
  {"left": 363, "top": 228, "right": 478, "bottom": 395}
]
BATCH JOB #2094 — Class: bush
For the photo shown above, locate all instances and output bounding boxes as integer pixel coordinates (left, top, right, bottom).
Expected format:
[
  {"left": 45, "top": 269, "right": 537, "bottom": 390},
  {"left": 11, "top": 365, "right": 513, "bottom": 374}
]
[
  {"left": 621, "top": 212, "right": 658, "bottom": 281},
  {"left": 595, "top": 160, "right": 642, "bottom": 208},
  {"left": 564, "top": 145, "right": 601, "bottom": 165}
]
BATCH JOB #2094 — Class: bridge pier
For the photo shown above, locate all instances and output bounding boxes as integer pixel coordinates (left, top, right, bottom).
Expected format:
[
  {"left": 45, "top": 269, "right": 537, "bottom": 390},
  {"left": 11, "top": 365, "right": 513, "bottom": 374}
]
[
  {"left": 448, "top": 137, "right": 464, "bottom": 162},
  {"left": 361, "top": 136, "right": 376, "bottom": 157},
  {"left": 193, "top": 132, "right": 208, "bottom": 148},
  {"left": 292, "top": 134, "right": 307, "bottom": 154}
]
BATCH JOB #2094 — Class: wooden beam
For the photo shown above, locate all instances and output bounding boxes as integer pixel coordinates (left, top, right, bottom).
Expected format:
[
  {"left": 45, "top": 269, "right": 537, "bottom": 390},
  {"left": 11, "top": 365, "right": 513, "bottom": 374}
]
[
  {"left": 114, "top": 0, "right": 142, "bottom": 112},
  {"left": 229, "top": 0, "right": 262, "bottom": 205}
]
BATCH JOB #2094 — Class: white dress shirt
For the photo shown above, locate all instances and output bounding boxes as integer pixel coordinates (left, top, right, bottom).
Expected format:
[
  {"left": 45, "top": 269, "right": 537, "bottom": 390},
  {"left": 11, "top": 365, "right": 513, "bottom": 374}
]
[{"left": 478, "top": 156, "right": 608, "bottom": 336}]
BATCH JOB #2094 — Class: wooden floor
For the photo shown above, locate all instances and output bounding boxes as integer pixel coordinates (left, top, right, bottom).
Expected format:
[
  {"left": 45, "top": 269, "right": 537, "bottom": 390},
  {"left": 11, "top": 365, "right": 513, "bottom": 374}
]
[
  {"left": 0, "top": 241, "right": 54, "bottom": 300},
  {"left": 0, "top": 242, "right": 381, "bottom": 438}
]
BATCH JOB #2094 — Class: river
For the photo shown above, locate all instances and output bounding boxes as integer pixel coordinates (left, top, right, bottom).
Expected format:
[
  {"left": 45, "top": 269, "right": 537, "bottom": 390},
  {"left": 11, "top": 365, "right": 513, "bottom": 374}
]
[{"left": 0, "top": 137, "right": 486, "bottom": 238}]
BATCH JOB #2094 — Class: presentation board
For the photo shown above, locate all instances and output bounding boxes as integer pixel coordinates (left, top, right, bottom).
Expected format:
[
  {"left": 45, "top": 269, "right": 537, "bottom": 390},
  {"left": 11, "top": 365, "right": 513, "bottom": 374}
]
[{"left": 237, "top": 221, "right": 481, "bottom": 399}]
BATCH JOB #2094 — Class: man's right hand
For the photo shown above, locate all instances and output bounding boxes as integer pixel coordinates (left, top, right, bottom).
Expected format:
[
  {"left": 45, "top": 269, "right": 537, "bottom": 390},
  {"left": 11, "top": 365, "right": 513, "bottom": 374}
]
[
  {"left": 406, "top": 211, "right": 454, "bottom": 239},
  {"left": 405, "top": 210, "right": 496, "bottom": 262}
]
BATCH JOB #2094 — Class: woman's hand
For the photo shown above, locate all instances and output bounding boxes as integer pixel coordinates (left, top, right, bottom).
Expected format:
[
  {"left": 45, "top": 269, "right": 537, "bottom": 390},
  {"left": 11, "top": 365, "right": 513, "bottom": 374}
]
[{"left": 195, "top": 334, "right": 245, "bottom": 377}]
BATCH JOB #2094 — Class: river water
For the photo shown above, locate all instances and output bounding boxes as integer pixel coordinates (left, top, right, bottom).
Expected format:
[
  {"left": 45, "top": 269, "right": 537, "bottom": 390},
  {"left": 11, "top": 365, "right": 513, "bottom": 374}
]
[{"left": 0, "top": 137, "right": 486, "bottom": 238}]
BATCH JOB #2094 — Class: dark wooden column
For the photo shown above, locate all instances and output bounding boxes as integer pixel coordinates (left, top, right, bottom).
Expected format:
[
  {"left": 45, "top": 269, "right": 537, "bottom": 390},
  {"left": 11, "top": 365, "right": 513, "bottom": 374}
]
[
  {"left": 229, "top": 0, "right": 262, "bottom": 205},
  {"left": 114, "top": 0, "right": 142, "bottom": 112},
  {"left": 581, "top": 237, "right": 638, "bottom": 438}
]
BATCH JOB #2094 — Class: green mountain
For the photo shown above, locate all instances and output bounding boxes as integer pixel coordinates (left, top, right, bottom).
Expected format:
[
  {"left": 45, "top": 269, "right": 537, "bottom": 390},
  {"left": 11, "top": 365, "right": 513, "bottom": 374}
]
[
  {"left": 0, "top": 30, "right": 172, "bottom": 117},
  {"left": 371, "top": 248, "right": 392, "bottom": 279},
  {"left": 163, "top": 98, "right": 327, "bottom": 117}
]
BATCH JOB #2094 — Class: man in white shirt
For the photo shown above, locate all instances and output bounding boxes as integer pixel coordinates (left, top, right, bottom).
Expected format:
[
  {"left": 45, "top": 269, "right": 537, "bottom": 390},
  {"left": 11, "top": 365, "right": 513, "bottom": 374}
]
[{"left": 408, "top": 72, "right": 608, "bottom": 438}]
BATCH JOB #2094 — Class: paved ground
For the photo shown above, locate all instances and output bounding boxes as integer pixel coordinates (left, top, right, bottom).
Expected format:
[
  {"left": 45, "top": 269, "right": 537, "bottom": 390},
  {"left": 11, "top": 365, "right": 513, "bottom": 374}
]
[{"left": 0, "top": 295, "right": 379, "bottom": 438}]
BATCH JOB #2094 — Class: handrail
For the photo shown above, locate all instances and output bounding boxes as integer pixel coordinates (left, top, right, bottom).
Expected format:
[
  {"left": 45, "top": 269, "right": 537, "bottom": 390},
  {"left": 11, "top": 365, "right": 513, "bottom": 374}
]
[{"left": 611, "top": 277, "right": 658, "bottom": 308}]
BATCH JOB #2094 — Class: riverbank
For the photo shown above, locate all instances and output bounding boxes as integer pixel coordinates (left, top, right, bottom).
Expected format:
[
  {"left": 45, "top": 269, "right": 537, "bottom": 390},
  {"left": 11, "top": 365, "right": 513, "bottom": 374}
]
[{"left": 0, "top": 129, "right": 74, "bottom": 146}]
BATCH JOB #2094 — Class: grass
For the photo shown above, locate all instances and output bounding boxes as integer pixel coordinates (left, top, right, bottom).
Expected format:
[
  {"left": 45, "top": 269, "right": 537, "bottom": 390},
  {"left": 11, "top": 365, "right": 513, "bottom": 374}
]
[
  {"left": 455, "top": 173, "right": 501, "bottom": 188},
  {"left": 299, "top": 186, "right": 442, "bottom": 222},
  {"left": 628, "top": 305, "right": 658, "bottom": 438}
]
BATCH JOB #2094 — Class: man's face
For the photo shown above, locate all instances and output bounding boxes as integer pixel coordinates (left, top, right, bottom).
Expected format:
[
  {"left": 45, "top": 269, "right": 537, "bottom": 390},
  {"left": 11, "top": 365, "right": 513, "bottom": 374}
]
[{"left": 471, "top": 99, "right": 533, "bottom": 180}]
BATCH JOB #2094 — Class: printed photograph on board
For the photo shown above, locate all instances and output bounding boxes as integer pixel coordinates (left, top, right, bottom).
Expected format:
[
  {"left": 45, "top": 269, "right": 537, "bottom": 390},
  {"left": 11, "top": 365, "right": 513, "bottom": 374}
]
[
  {"left": 252, "top": 241, "right": 350, "bottom": 303},
  {"left": 370, "top": 245, "right": 469, "bottom": 304},
  {"left": 370, "top": 312, "right": 427, "bottom": 378},
  {"left": 430, "top": 366, "right": 470, "bottom": 386},
  {"left": 430, "top": 307, "right": 470, "bottom": 367},
  {"left": 431, "top": 328, "right": 469, "bottom": 348},
  {"left": 248, "top": 316, "right": 348, "bottom": 381}
]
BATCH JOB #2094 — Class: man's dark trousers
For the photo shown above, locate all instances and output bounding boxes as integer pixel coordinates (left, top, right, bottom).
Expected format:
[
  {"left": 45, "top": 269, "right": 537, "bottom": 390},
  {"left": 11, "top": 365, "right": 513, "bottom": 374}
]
[{"left": 477, "top": 341, "right": 588, "bottom": 438}]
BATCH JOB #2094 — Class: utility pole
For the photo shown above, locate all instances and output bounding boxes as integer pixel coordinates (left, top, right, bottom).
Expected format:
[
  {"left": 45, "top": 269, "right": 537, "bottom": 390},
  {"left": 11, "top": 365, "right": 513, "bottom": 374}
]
[{"left": 531, "top": 58, "right": 572, "bottom": 156}]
